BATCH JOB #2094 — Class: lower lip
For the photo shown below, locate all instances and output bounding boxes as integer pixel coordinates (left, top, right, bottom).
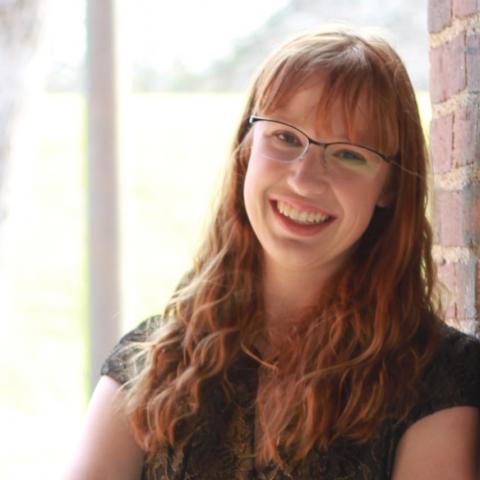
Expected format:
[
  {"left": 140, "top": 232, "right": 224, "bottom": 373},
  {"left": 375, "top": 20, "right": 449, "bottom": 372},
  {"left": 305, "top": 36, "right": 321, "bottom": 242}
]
[{"left": 271, "top": 201, "right": 333, "bottom": 236}]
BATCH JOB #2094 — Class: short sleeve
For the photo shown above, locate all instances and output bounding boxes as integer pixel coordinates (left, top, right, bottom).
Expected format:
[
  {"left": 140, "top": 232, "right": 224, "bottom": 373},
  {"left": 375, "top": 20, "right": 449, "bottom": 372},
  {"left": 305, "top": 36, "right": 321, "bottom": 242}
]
[
  {"left": 100, "top": 315, "right": 162, "bottom": 385},
  {"left": 407, "top": 324, "right": 480, "bottom": 426}
]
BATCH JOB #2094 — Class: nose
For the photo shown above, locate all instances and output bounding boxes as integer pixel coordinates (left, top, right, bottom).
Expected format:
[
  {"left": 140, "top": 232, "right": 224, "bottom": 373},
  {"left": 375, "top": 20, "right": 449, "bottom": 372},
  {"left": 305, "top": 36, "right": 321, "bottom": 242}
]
[{"left": 287, "top": 143, "right": 330, "bottom": 193}]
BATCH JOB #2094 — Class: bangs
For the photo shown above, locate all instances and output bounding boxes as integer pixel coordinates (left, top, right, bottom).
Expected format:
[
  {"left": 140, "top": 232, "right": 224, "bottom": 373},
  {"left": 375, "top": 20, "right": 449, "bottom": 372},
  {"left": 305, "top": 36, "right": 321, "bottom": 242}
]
[{"left": 252, "top": 35, "right": 400, "bottom": 157}]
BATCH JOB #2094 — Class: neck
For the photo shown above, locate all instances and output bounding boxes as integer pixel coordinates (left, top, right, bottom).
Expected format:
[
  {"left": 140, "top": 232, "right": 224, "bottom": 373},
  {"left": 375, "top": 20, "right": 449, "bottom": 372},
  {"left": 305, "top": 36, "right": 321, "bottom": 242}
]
[{"left": 261, "top": 258, "right": 329, "bottom": 329}]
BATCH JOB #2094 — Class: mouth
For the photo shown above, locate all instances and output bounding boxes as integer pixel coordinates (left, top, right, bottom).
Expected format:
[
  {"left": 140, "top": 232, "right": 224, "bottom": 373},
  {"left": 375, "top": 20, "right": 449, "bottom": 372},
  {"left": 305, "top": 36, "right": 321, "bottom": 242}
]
[{"left": 275, "top": 200, "right": 333, "bottom": 225}]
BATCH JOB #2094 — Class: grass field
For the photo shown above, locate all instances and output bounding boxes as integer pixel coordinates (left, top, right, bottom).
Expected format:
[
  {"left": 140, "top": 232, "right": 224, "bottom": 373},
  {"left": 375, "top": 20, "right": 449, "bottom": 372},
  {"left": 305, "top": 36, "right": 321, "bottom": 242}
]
[{"left": 0, "top": 91, "right": 430, "bottom": 477}]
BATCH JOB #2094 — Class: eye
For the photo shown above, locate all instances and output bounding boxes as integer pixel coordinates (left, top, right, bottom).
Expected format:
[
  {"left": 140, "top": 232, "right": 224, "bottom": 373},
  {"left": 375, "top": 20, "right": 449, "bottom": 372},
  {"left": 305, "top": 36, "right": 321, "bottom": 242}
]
[
  {"left": 273, "top": 130, "right": 303, "bottom": 147},
  {"left": 331, "top": 147, "right": 368, "bottom": 164}
]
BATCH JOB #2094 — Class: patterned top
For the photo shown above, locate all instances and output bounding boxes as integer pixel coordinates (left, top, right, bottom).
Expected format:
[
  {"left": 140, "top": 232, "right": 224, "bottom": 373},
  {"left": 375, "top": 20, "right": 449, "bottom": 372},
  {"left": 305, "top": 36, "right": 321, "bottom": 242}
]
[{"left": 101, "top": 317, "right": 480, "bottom": 479}]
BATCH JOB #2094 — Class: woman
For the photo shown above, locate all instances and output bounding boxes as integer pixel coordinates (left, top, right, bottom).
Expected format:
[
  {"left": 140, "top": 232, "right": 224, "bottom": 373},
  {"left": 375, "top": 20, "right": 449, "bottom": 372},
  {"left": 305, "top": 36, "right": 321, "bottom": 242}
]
[{"left": 66, "top": 27, "right": 480, "bottom": 479}]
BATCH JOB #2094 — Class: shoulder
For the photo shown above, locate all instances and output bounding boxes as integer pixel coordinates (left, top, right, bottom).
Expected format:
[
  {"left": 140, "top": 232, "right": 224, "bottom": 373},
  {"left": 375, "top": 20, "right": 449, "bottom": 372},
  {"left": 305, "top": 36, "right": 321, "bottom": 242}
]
[
  {"left": 390, "top": 324, "right": 480, "bottom": 479},
  {"left": 117, "top": 315, "right": 163, "bottom": 345},
  {"left": 410, "top": 322, "right": 480, "bottom": 423},
  {"left": 64, "top": 376, "right": 145, "bottom": 479},
  {"left": 392, "top": 405, "right": 479, "bottom": 479},
  {"left": 100, "top": 315, "right": 163, "bottom": 385},
  {"left": 435, "top": 322, "right": 480, "bottom": 362}
]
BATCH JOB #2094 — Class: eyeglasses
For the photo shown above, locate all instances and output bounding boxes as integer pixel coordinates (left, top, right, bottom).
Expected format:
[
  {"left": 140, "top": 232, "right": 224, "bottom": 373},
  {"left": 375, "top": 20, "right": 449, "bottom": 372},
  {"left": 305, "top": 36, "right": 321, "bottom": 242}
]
[{"left": 249, "top": 115, "right": 400, "bottom": 178}]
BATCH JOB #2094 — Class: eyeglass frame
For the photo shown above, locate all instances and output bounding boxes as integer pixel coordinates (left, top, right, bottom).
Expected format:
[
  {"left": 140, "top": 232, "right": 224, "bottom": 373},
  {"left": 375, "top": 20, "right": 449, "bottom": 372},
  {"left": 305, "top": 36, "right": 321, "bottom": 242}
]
[{"left": 248, "top": 115, "right": 400, "bottom": 165}]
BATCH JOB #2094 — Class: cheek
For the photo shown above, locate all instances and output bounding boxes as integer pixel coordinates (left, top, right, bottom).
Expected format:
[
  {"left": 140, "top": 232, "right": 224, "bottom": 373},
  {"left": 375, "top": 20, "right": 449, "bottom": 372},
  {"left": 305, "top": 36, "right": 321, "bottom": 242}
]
[
  {"left": 243, "top": 154, "right": 275, "bottom": 204},
  {"left": 243, "top": 157, "right": 263, "bottom": 223},
  {"left": 364, "top": 186, "right": 385, "bottom": 211},
  {"left": 243, "top": 154, "right": 284, "bottom": 233},
  {"left": 336, "top": 182, "right": 384, "bottom": 228},
  {"left": 345, "top": 167, "right": 391, "bottom": 213},
  {"left": 243, "top": 169, "right": 253, "bottom": 218}
]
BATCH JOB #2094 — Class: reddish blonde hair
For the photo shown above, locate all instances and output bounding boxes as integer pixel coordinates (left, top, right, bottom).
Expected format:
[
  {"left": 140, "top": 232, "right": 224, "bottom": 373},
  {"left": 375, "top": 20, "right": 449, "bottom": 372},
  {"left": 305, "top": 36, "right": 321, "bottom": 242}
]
[{"left": 126, "top": 27, "right": 441, "bottom": 466}]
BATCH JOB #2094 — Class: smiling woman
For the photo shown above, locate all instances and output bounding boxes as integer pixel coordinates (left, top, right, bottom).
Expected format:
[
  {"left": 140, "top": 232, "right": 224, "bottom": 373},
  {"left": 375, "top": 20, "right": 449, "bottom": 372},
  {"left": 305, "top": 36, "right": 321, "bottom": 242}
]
[{"left": 65, "top": 26, "right": 480, "bottom": 480}]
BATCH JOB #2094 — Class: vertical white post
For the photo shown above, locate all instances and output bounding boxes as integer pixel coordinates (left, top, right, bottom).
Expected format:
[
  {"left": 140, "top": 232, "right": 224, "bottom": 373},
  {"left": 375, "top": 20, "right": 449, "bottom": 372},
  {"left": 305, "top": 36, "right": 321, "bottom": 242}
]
[{"left": 85, "top": 0, "right": 121, "bottom": 392}]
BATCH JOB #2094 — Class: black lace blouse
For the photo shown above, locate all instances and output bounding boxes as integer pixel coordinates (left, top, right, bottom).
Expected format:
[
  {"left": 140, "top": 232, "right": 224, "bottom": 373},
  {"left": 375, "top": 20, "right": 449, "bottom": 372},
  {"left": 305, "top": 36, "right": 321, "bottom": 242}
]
[{"left": 101, "top": 317, "right": 480, "bottom": 479}]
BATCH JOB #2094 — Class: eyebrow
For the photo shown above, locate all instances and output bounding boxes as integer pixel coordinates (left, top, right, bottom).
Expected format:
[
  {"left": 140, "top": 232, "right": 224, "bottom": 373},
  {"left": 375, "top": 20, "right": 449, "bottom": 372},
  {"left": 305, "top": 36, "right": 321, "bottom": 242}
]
[{"left": 260, "top": 112, "right": 355, "bottom": 144}]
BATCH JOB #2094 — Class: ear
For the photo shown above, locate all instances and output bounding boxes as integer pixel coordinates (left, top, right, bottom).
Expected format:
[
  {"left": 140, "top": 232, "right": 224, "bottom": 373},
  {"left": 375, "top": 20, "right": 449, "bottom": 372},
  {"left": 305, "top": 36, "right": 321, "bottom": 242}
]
[
  {"left": 376, "top": 167, "right": 395, "bottom": 208},
  {"left": 376, "top": 186, "right": 394, "bottom": 208}
]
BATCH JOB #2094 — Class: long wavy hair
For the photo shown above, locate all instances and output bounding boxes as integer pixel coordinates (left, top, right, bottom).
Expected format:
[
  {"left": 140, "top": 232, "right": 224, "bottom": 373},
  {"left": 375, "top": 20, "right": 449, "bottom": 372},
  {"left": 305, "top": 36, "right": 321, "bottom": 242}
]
[{"left": 126, "top": 27, "right": 442, "bottom": 467}]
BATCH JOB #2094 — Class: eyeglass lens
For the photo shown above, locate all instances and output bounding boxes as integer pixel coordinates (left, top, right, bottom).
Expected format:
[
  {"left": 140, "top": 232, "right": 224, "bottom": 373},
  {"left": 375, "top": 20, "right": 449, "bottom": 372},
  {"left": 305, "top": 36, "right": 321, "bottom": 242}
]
[{"left": 253, "top": 120, "right": 383, "bottom": 176}]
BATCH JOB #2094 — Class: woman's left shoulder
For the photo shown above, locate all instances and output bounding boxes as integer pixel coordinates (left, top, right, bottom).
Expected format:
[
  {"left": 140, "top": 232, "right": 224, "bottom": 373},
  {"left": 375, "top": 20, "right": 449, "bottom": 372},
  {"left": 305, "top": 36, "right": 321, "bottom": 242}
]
[
  {"left": 433, "top": 322, "right": 480, "bottom": 378},
  {"left": 391, "top": 325, "right": 480, "bottom": 479},
  {"left": 412, "top": 322, "right": 480, "bottom": 421}
]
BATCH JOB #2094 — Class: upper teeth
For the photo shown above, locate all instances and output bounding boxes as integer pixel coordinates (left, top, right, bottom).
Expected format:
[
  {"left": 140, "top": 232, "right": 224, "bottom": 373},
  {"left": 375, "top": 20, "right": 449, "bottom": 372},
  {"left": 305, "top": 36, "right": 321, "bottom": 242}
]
[{"left": 277, "top": 201, "right": 329, "bottom": 224}]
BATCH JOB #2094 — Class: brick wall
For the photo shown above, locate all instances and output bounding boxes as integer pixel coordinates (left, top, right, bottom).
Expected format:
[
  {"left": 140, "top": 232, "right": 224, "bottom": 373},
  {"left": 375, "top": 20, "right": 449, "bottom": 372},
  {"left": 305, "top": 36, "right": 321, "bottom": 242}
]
[{"left": 428, "top": 0, "right": 480, "bottom": 334}]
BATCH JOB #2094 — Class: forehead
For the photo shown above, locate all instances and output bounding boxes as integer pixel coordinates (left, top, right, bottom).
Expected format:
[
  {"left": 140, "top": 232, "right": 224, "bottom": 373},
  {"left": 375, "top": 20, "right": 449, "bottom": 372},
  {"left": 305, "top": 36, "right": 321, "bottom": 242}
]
[
  {"left": 261, "top": 79, "right": 375, "bottom": 144},
  {"left": 255, "top": 70, "right": 398, "bottom": 154}
]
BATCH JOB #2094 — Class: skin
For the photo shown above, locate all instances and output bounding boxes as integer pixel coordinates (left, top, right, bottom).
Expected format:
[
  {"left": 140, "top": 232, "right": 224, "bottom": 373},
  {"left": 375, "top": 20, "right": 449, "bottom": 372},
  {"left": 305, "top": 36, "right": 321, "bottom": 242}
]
[
  {"left": 63, "top": 376, "right": 144, "bottom": 480},
  {"left": 392, "top": 406, "right": 479, "bottom": 479}
]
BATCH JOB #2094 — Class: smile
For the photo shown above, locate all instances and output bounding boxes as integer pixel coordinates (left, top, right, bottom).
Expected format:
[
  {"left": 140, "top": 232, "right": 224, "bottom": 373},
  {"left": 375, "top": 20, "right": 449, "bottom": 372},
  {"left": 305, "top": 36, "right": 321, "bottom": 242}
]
[{"left": 276, "top": 200, "right": 331, "bottom": 225}]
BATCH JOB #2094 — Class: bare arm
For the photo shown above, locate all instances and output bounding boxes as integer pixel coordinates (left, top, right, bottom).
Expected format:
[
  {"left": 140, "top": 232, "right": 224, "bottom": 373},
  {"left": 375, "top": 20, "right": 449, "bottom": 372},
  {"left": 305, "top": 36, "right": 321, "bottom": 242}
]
[
  {"left": 64, "top": 375, "right": 145, "bottom": 480},
  {"left": 392, "top": 406, "right": 480, "bottom": 480}
]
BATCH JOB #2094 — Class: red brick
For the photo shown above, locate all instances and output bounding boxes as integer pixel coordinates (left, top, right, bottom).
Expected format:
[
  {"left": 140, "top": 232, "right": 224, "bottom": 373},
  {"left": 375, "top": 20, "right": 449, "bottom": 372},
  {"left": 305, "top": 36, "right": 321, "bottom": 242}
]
[
  {"left": 466, "top": 32, "right": 480, "bottom": 92},
  {"left": 438, "top": 262, "right": 456, "bottom": 318},
  {"left": 453, "top": 102, "right": 480, "bottom": 166},
  {"left": 456, "top": 260, "right": 477, "bottom": 321},
  {"left": 430, "top": 114, "right": 454, "bottom": 172},
  {"left": 452, "top": 0, "right": 478, "bottom": 16},
  {"left": 433, "top": 187, "right": 479, "bottom": 246},
  {"left": 433, "top": 189, "right": 463, "bottom": 245},
  {"left": 464, "top": 184, "right": 480, "bottom": 246},
  {"left": 429, "top": 35, "right": 466, "bottom": 102},
  {"left": 429, "top": 0, "right": 453, "bottom": 32},
  {"left": 437, "top": 260, "right": 477, "bottom": 323},
  {"left": 446, "top": 34, "right": 467, "bottom": 97},
  {"left": 477, "top": 260, "right": 480, "bottom": 318},
  {"left": 430, "top": 47, "right": 446, "bottom": 102}
]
